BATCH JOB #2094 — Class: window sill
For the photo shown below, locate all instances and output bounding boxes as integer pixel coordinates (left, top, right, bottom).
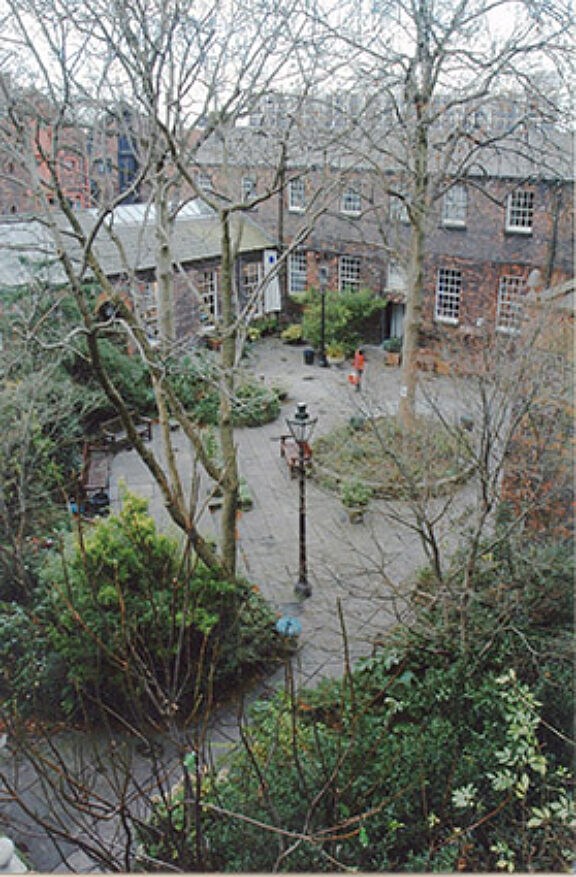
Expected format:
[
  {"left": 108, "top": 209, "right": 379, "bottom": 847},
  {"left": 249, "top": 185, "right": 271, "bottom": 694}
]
[
  {"left": 435, "top": 316, "right": 459, "bottom": 326},
  {"left": 442, "top": 220, "right": 467, "bottom": 229},
  {"left": 505, "top": 227, "right": 533, "bottom": 235},
  {"left": 288, "top": 206, "right": 306, "bottom": 214}
]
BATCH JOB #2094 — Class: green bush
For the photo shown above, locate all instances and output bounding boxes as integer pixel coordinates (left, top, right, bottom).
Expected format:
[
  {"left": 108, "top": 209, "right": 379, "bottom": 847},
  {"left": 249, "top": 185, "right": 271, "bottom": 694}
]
[
  {"left": 340, "top": 477, "right": 372, "bottom": 508},
  {"left": 280, "top": 323, "right": 303, "bottom": 344},
  {"left": 382, "top": 336, "right": 403, "bottom": 353},
  {"left": 0, "top": 601, "right": 68, "bottom": 715},
  {"left": 301, "top": 288, "right": 387, "bottom": 355},
  {"left": 145, "top": 653, "right": 574, "bottom": 872},
  {"left": 249, "top": 314, "right": 279, "bottom": 337},
  {"left": 18, "top": 493, "right": 287, "bottom": 721},
  {"left": 65, "top": 337, "right": 155, "bottom": 426},
  {"left": 169, "top": 354, "right": 280, "bottom": 427},
  {"left": 141, "top": 535, "right": 574, "bottom": 872}
]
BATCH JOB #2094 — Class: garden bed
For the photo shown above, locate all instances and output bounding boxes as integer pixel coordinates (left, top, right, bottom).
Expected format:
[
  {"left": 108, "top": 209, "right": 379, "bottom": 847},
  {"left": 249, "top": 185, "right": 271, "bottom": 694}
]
[{"left": 312, "top": 416, "right": 475, "bottom": 500}]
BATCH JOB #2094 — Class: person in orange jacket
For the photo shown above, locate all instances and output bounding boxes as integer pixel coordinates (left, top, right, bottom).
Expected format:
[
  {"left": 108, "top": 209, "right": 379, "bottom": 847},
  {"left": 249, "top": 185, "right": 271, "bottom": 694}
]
[{"left": 353, "top": 347, "right": 365, "bottom": 392}]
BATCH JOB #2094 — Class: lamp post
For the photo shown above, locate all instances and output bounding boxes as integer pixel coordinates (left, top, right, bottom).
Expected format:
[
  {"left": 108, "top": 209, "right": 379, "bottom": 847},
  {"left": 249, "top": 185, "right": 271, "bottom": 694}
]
[
  {"left": 286, "top": 402, "right": 317, "bottom": 598},
  {"left": 318, "top": 265, "right": 329, "bottom": 367}
]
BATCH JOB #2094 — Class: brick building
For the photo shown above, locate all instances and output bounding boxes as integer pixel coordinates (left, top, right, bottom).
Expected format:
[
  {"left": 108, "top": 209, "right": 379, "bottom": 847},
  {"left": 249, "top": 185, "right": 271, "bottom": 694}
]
[
  {"left": 189, "top": 96, "right": 573, "bottom": 347},
  {"left": 500, "top": 279, "right": 574, "bottom": 537},
  {"left": 0, "top": 86, "right": 573, "bottom": 346},
  {"left": 0, "top": 202, "right": 278, "bottom": 343}
]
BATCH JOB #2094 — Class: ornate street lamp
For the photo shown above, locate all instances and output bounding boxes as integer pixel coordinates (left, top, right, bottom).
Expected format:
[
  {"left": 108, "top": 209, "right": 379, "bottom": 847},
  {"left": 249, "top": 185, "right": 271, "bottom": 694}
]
[
  {"left": 318, "top": 265, "right": 329, "bottom": 367},
  {"left": 286, "top": 402, "right": 318, "bottom": 597}
]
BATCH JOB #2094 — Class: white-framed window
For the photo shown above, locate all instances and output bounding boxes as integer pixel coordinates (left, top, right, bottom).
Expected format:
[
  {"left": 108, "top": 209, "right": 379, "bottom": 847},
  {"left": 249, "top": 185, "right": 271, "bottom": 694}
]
[
  {"left": 288, "top": 178, "right": 306, "bottom": 212},
  {"left": 288, "top": 251, "right": 308, "bottom": 293},
  {"left": 435, "top": 268, "right": 462, "bottom": 324},
  {"left": 198, "top": 270, "right": 218, "bottom": 319},
  {"left": 386, "top": 261, "right": 407, "bottom": 291},
  {"left": 442, "top": 185, "right": 468, "bottom": 227},
  {"left": 242, "top": 176, "right": 256, "bottom": 201},
  {"left": 67, "top": 193, "right": 85, "bottom": 210},
  {"left": 341, "top": 181, "right": 362, "bottom": 215},
  {"left": 338, "top": 256, "right": 361, "bottom": 292},
  {"left": 389, "top": 195, "right": 410, "bottom": 225},
  {"left": 242, "top": 261, "right": 263, "bottom": 314},
  {"left": 196, "top": 172, "right": 213, "bottom": 194},
  {"left": 496, "top": 275, "right": 525, "bottom": 333},
  {"left": 506, "top": 189, "right": 534, "bottom": 234}
]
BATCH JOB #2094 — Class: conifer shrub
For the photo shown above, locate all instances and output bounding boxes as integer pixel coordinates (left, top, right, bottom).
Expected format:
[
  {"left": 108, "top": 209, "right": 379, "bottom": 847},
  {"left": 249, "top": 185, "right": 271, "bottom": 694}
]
[{"left": 1, "top": 494, "right": 287, "bottom": 722}]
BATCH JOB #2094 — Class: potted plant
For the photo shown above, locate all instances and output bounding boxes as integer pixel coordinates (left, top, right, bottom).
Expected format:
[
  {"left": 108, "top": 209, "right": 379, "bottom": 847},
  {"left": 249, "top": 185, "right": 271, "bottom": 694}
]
[
  {"left": 326, "top": 342, "right": 346, "bottom": 366},
  {"left": 280, "top": 323, "right": 303, "bottom": 345},
  {"left": 382, "top": 336, "right": 402, "bottom": 366},
  {"left": 340, "top": 478, "right": 372, "bottom": 523}
]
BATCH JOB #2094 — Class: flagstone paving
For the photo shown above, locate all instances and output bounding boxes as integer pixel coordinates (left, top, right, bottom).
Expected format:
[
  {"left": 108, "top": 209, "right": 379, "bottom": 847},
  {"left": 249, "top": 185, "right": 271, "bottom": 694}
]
[
  {"left": 2, "top": 339, "right": 476, "bottom": 872},
  {"left": 110, "top": 338, "right": 473, "bottom": 690}
]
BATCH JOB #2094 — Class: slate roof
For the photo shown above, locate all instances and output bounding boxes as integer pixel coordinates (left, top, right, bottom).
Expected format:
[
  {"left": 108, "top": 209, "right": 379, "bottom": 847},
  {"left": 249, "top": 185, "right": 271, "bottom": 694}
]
[
  {"left": 0, "top": 201, "right": 275, "bottom": 288},
  {"left": 194, "top": 119, "right": 574, "bottom": 183}
]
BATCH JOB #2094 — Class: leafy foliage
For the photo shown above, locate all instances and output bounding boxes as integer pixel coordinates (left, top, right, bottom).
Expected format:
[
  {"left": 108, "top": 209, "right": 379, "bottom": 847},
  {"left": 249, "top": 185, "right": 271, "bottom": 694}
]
[
  {"left": 0, "top": 360, "right": 96, "bottom": 600},
  {"left": 143, "top": 537, "right": 574, "bottom": 872},
  {"left": 3, "top": 494, "right": 287, "bottom": 721},
  {"left": 301, "top": 288, "right": 387, "bottom": 355},
  {"left": 64, "top": 336, "right": 155, "bottom": 427},
  {"left": 169, "top": 353, "right": 280, "bottom": 427}
]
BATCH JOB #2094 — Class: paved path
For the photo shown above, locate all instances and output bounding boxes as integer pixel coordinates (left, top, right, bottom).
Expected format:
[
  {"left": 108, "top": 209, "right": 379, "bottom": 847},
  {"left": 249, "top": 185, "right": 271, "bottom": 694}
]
[
  {"left": 2, "top": 340, "right": 476, "bottom": 873},
  {"left": 110, "top": 338, "right": 473, "bottom": 690}
]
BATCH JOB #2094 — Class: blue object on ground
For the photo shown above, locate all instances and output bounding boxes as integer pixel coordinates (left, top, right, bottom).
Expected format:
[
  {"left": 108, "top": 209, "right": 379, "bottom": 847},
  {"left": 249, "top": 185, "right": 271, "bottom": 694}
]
[{"left": 276, "top": 616, "right": 302, "bottom": 637}]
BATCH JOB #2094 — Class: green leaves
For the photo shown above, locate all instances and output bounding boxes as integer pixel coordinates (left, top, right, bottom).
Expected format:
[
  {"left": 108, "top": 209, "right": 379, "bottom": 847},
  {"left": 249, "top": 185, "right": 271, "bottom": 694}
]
[
  {"left": 21, "top": 492, "right": 280, "bottom": 721},
  {"left": 300, "top": 287, "right": 387, "bottom": 355}
]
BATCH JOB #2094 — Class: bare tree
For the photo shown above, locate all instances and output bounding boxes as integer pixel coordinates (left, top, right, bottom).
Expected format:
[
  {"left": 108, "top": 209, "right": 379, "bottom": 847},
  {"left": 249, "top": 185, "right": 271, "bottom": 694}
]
[
  {"left": 0, "top": 0, "right": 334, "bottom": 576},
  {"left": 304, "top": 0, "right": 573, "bottom": 426}
]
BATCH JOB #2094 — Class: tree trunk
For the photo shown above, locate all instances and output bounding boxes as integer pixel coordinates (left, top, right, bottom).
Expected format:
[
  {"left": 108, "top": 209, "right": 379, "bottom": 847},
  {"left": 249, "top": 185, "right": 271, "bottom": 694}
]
[
  {"left": 155, "top": 172, "right": 175, "bottom": 345},
  {"left": 398, "top": 152, "right": 428, "bottom": 427},
  {"left": 398, "top": 221, "right": 425, "bottom": 428},
  {"left": 218, "top": 213, "right": 239, "bottom": 577},
  {"left": 398, "top": 25, "right": 430, "bottom": 430}
]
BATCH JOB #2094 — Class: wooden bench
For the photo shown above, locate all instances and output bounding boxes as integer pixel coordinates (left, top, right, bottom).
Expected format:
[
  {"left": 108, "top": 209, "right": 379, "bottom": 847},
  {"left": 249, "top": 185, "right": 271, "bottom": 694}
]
[
  {"left": 80, "top": 442, "right": 111, "bottom": 515},
  {"left": 100, "top": 414, "right": 153, "bottom": 451},
  {"left": 280, "top": 435, "right": 312, "bottom": 479}
]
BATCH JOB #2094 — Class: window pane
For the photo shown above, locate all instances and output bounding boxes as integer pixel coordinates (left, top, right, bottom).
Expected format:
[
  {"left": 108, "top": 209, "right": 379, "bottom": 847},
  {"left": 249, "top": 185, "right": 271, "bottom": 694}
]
[
  {"left": 243, "top": 262, "right": 263, "bottom": 314},
  {"left": 196, "top": 173, "right": 212, "bottom": 194},
  {"left": 496, "top": 275, "right": 525, "bottom": 332},
  {"left": 442, "top": 185, "right": 467, "bottom": 226},
  {"left": 389, "top": 196, "right": 410, "bottom": 224},
  {"left": 288, "top": 252, "right": 308, "bottom": 293},
  {"left": 435, "top": 268, "right": 461, "bottom": 323},
  {"left": 341, "top": 182, "right": 362, "bottom": 214},
  {"left": 339, "top": 256, "right": 361, "bottom": 292},
  {"left": 506, "top": 190, "right": 534, "bottom": 232},
  {"left": 242, "top": 176, "right": 256, "bottom": 200},
  {"left": 387, "top": 261, "right": 407, "bottom": 290},
  {"left": 198, "top": 270, "right": 218, "bottom": 319},
  {"left": 288, "top": 178, "right": 306, "bottom": 211}
]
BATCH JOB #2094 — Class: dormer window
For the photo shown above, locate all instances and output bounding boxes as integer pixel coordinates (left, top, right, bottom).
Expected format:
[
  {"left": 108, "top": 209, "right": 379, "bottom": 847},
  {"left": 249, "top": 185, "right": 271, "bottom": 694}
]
[
  {"left": 442, "top": 185, "right": 467, "bottom": 227},
  {"left": 288, "top": 178, "right": 306, "bottom": 212},
  {"left": 341, "top": 182, "right": 362, "bottom": 215}
]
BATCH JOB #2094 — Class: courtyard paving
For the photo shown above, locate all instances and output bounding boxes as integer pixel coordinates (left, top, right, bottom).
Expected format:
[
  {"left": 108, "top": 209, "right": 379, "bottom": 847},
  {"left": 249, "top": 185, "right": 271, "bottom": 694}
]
[
  {"left": 109, "top": 337, "right": 472, "bottom": 691},
  {"left": 1, "top": 339, "right": 476, "bottom": 873}
]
